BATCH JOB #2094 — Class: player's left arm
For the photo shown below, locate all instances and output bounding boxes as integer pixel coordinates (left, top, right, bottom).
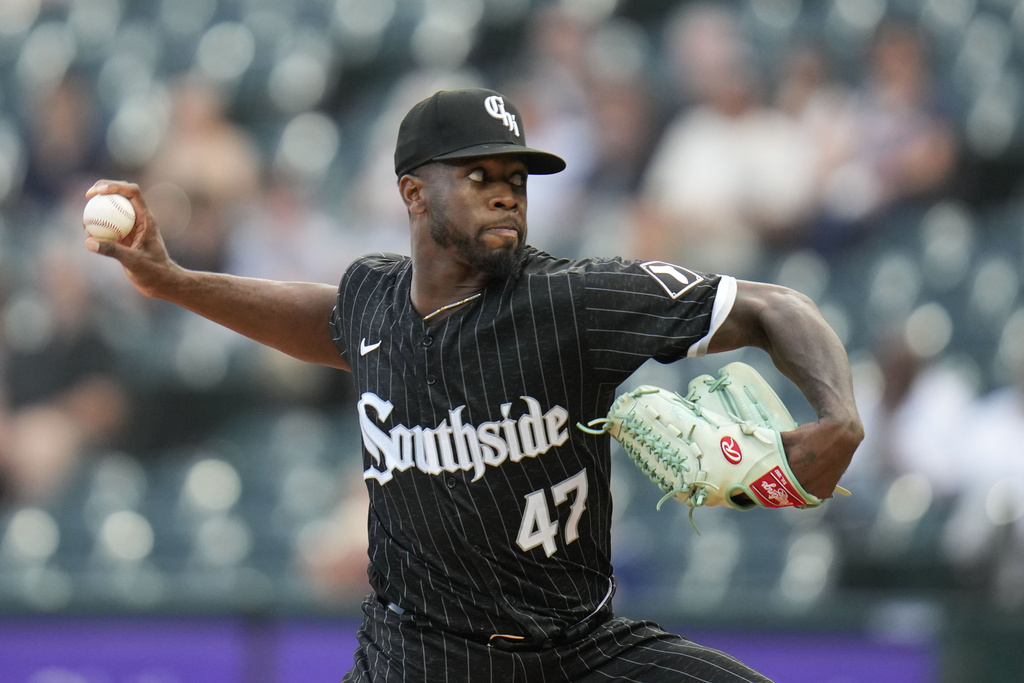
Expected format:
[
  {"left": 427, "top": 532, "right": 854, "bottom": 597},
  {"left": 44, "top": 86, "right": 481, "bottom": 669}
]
[{"left": 705, "top": 280, "right": 864, "bottom": 499}]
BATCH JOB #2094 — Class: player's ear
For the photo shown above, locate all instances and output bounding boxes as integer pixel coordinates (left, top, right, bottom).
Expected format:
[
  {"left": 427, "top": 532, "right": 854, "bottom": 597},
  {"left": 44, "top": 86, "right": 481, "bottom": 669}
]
[{"left": 399, "top": 174, "right": 427, "bottom": 215}]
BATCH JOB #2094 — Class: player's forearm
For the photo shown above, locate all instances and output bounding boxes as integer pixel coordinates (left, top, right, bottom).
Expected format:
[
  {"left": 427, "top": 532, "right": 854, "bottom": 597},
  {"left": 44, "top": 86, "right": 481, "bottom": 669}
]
[
  {"left": 748, "top": 287, "right": 864, "bottom": 493},
  {"left": 713, "top": 282, "right": 863, "bottom": 496},
  {"left": 712, "top": 282, "right": 863, "bottom": 438},
  {"left": 759, "top": 292, "right": 861, "bottom": 432},
  {"left": 156, "top": 268, "right": 348, "bottom": 370}
]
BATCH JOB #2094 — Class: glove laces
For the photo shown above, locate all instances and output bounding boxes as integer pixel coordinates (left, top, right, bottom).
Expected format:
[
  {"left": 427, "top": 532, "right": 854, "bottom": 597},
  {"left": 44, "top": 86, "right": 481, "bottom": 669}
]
[{"left": 578, "top": 387, "right": 718, "bottom": 532}]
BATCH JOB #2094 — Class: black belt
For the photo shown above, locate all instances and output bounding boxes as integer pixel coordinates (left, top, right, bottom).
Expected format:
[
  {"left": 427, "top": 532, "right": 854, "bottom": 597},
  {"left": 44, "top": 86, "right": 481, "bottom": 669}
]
[
  {"left": 486, "top": 601, "right": 613, "bottom": 651},
  {"left": 487, "top": 578, "right": 617, "bottom": 652},
  {"left": 377, "top": 582, "right": 615, "bottom": 653}
]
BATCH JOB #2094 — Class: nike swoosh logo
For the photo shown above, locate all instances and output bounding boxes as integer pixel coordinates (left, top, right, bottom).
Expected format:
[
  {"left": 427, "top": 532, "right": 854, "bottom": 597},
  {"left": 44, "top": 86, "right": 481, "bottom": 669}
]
[{"left": 359, "top": 338, "right": 382, "bottom": 356}]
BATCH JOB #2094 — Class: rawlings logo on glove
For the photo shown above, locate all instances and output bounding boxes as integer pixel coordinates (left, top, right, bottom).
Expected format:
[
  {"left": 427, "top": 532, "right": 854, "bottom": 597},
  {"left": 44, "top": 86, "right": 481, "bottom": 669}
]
[{"left": 579, "top": 362, "right": 848, "bottom": 530}]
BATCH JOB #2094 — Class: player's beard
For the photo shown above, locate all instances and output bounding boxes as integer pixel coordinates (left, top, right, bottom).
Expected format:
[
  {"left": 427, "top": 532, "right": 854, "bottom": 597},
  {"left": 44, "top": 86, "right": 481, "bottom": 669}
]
[{"left": 429, "top": 213, "right": 525, "bottom": 279}]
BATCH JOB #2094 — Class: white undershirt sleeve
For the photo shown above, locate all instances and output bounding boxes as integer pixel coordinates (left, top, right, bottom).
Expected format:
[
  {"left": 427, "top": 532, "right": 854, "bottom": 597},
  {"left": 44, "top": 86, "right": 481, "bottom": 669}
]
[{"left": 686, "top": 275, "right": 737, "bottom": 358}]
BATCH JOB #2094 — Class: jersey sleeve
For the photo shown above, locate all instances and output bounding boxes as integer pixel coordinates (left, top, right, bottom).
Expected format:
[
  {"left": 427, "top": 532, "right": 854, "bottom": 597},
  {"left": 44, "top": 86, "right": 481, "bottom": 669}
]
[
  {"left": 582, "top": 258, "right": 734, "bottom": 381},
  {"left": 329, "top": 253, "right": 406, "bottom": 364}
]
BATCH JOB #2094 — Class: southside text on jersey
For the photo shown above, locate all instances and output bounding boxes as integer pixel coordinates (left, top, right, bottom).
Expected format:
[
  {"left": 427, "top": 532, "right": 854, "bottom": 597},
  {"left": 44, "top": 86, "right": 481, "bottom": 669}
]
[{"left": 358, "top": 392, "right": 570, "bottom": 484}]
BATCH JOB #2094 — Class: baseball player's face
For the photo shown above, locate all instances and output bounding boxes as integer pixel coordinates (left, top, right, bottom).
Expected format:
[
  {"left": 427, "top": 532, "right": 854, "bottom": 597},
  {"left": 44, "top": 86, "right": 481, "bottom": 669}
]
[{"left": 424, "top": 156, "right": 529, "bottom": 277}]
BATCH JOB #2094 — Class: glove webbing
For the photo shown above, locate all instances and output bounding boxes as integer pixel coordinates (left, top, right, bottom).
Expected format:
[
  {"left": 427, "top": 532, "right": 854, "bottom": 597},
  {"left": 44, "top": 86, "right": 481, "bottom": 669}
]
[
  {"left": 579, "top": 388, "right": 719, "bottom": 532},
  {"left": 688, "top": 375, "right": 777, "bottom": 444}
]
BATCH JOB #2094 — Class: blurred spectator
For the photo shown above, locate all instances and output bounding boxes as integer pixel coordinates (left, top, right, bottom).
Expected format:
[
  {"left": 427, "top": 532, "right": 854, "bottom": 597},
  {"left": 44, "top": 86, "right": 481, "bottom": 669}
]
[
  {"left": 18, "top": 70, "right": 110, "bottom": 216},
  {"left": 0, "top": 240, "right": 131, "bottom": 505},
  {"left": 296, "top": 476, "right": 370, "bottom": 604},
  {"left": 574, "top": 72, "right": 662, "bottom": 258},
  {"left": 773, "top": 40, "right": 860, "bottom": 247},
  {"left": 939, "top": 339, "right": 1024, "bottom": 604},
  {"left": 635, "top": 3, "right": 817, "bottom": 277},
  {"left": 849, "top": 323, "right": 975, "bottom": 497},
  {"left": 585, "top": 74, "right": 660, "bottom": 202},
  {"left": 816, "top": 19, "right": 958, "bottom": 250},
  {"left": 964, "top": 347, "right": 1024, "bottom": 491},
  {"left": 225, "top": 171, "right": 355, "bottom": 286},
  {"left": 144, "top": 75, "right": 262, "bottom": 273},
  {"left": 500, "top": 5, "right": 599, "bottom": 257},
  {"left": 225, "top": 171, "right": 360, "bottom": 410},
  {"left": 550, "top": 11, "right": 665, "bottom": 259}
]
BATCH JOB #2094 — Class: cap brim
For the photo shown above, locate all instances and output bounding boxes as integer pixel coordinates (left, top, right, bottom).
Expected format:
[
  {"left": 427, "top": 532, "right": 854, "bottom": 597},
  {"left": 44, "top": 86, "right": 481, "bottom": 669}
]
[{"left": 431, "top": 143, "right": 566, "bottom": 175}]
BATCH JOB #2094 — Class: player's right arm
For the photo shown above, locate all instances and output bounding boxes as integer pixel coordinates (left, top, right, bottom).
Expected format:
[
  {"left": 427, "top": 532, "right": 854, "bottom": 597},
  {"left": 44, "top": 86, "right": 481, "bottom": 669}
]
[{"left": 84, "top": 180, "right": 350, "bottom": 372}]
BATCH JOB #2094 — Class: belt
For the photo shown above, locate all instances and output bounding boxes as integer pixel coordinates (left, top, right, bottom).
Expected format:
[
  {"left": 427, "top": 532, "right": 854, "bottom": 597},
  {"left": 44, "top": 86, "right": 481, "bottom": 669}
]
[
  {"left": 487, "top": 579, "right": 616, "bottom": 652},
  {"left": 382, "top": 597, "right": 611, "bottom": 651},
  {"left": 486, "top": 602, "right": 613, "bottom": 651},
  {"left": 377, "top": 580, "right": 615, "bottom": 652}
]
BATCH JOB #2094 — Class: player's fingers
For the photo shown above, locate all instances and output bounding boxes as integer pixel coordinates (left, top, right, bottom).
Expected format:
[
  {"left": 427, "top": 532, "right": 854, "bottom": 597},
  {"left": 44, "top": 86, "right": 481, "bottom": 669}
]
[
  {"left": 84, "top": 235, "right": 121, "bottom": 257},
  {"left": 85, "top": 179, "right": 142, "bottom": 199},
  {"left": 85, "top": 234, "right": 144, "bottom": 262}
]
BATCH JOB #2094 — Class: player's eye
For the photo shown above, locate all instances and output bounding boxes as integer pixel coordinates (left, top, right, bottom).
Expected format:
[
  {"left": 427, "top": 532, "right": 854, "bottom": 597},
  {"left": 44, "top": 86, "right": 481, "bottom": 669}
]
[
  {"left": 510, "top": 173, "right": 525, "bottom": 188},
  {"left": 468, "top": 169, "right": 485, "bottom": 182}
]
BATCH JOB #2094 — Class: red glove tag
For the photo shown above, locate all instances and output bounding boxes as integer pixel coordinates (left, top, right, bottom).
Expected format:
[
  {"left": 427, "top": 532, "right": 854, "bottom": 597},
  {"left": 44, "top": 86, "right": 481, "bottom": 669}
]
[{"left": 749, "top": 467, "right": 808, "bottom": 508}]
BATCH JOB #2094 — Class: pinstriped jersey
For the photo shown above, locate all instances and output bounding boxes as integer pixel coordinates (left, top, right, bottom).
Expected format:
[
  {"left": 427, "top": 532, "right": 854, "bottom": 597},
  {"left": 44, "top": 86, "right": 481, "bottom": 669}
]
[{"left": 330, "top": 246, "right": 726, "bottom": 643}]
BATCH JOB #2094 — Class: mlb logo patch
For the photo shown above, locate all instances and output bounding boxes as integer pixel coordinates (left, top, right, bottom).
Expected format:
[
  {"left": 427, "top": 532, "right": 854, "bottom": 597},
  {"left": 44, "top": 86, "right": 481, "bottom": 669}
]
[{"left": 640, "top": 261, "right": 704, "bottom": 299}]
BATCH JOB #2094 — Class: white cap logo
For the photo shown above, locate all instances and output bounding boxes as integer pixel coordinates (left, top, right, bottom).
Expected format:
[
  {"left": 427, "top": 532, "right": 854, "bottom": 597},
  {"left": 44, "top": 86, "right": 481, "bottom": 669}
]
[{"left": 484, "top": 95, "right": 520, "bottom": 137}]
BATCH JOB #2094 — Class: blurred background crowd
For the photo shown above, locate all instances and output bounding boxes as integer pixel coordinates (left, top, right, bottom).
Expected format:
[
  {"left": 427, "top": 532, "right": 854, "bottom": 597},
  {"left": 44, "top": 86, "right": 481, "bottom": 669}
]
[{"left": 1, "top": 0, "right": 1024, "bottom": 678}]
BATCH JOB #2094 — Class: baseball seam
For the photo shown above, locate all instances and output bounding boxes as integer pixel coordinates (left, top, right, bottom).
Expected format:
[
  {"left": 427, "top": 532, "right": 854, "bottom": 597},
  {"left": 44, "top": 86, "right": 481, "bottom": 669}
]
[
  {"left": 109, "top": 197, "right": 134, "bottom": 220},
  {"left": 85, "top": 218, "right": 127, "bottom": 235}
]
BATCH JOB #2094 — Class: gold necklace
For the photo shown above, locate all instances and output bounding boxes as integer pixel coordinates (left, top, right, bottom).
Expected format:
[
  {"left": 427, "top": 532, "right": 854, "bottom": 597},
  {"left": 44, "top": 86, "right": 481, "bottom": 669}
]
[{"left": 422, "top": 292, "right": 482, "bottom": 321}]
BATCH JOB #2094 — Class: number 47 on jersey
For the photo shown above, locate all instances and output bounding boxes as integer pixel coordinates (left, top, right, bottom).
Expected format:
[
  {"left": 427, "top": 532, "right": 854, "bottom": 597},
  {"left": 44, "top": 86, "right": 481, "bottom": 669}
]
[{"left": 516, "top": 469, "right": 588, "bottom": 557}]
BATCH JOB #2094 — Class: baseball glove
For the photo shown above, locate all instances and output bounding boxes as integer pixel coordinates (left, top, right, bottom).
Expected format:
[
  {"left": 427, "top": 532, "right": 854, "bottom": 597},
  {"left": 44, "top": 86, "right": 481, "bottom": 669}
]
[{"left": 579, "top": 362, "right": 847, "bottom": 530}]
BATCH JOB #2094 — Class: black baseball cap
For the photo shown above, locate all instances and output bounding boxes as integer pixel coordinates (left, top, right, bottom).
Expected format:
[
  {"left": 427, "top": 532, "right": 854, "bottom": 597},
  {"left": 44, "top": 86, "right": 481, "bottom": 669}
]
[{"left": 394, "top": 88, "right": 566, "bottom": 177}]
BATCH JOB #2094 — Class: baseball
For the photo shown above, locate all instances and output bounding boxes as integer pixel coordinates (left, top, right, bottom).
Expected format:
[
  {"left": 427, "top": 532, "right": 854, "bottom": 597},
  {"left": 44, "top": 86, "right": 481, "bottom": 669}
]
[{"left": 83, "top": 193, "right": 136, "bottom": 241}]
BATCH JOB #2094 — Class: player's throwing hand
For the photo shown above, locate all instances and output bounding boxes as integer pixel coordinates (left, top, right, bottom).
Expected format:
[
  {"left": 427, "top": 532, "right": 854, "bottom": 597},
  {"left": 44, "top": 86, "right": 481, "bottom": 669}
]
[{"left": 84, "top": 180, "right": 183, "bottom": 299}]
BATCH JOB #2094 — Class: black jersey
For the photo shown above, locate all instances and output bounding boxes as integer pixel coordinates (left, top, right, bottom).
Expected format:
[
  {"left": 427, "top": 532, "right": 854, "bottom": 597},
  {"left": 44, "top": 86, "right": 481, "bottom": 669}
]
[{"left": 330, "top": 247, "right": 732, "bottom": 644}]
